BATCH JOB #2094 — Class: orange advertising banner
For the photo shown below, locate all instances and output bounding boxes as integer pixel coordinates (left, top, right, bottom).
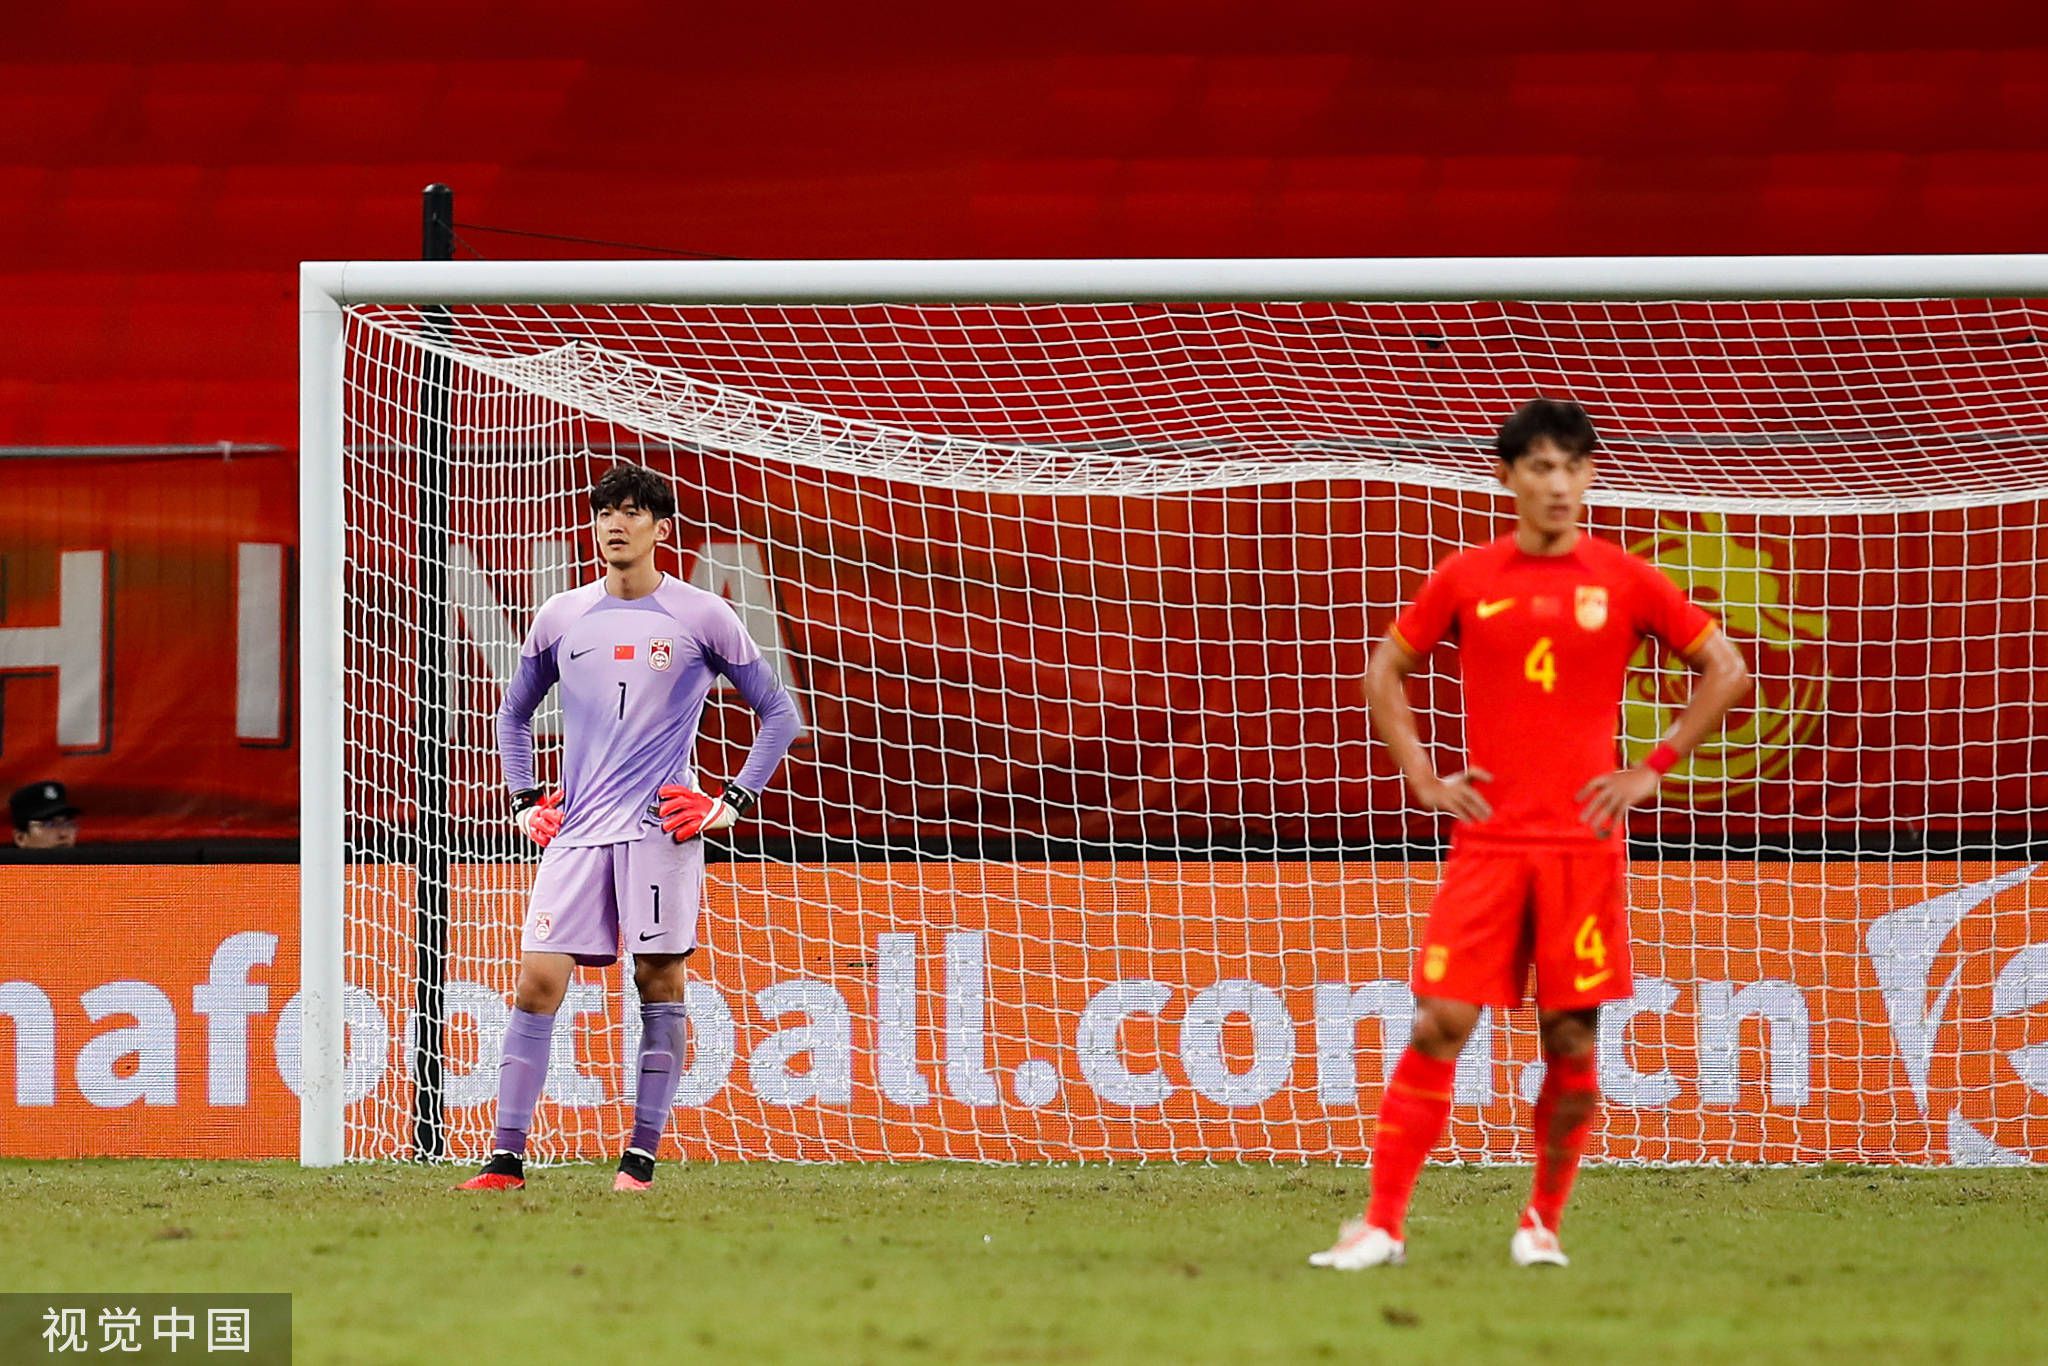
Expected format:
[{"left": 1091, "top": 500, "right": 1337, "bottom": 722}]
[{"left": 3, "top": 860, "right": 2044, "bottom": 1164}]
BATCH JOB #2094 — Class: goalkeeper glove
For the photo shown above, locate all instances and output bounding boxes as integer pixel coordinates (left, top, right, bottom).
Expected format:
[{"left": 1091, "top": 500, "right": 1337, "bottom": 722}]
[
  {"left": 512, "top": 788, "right": 564, "bottom": 847},
  {"left": 655, "top": 781, "right": 757, "bottom": 843}
]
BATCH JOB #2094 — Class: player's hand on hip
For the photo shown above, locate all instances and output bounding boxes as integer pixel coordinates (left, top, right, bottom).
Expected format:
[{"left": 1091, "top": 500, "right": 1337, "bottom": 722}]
[
  {"left": 513, "top": 789, "right": 564, "bottom": 847},
  {"left": 1417, "top": 767, "right": 1493, "bottom": 823},
  {"left": 1576, "top": 765, "right": 1661, "bottom": 837},
  {"left": 656, "top": 785, "right": 738, "bottom": 842}
]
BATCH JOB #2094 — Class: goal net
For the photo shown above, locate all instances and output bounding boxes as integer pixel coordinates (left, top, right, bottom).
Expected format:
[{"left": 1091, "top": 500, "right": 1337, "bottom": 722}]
[{"left": 307, "top": 261, "right": 2048, "bottom": 1167}]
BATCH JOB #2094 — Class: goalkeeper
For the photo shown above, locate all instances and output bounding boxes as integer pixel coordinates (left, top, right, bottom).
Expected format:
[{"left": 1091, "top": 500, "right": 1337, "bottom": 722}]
[
  {"left": 461, "top": 463, "right": 801, "bottom": 1192},
  {"left": 1311, "top": 400, "right": 1749, "bottom": 1268}
]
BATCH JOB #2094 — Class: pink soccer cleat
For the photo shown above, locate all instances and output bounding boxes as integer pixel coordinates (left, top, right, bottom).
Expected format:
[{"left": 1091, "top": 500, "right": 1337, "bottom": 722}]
[{"left": 613, "top": 1148, "right": 656, "bottom": 1192}]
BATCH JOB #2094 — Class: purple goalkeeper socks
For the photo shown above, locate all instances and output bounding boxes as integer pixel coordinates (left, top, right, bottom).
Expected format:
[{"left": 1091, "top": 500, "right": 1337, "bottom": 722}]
[
  {"left": 491, "top": 1007, "right": 557, "bottom": 1155},
  {"left": 631, "top": 1001, "right": 689, "bottom": 1155}
]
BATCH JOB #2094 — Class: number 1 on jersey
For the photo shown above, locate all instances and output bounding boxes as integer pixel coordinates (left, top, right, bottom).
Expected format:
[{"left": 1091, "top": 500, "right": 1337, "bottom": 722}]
[
  {"left": 1524, "top": 636, "right": 1557, "bottom": 693},
  {"left": 617, "top": 680, "right": 626, "bottom": 719}
]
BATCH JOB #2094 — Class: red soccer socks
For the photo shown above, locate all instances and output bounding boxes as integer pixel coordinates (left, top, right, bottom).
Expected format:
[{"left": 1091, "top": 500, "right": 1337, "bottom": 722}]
[
  {"left": 1527, "top": 1048, "right": 1601, "bottom": 1232},
  {"left": 1364, "top": 1046, "right": 1458, "bottom": 1240}
]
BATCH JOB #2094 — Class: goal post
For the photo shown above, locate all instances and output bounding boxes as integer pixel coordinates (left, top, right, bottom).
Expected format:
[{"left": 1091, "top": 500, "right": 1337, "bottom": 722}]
[
  {"left": 299, "top": 255, "right": 2048, "bottom": 1169},
  {"left": 299, "top": 278, "right": 345, "bottom": 1167}
]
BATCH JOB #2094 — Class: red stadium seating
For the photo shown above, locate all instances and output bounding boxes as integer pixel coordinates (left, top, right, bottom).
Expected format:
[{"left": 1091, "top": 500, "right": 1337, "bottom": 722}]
[{"left": 8, "top": 3, "right": 2048, "bottom": 449}]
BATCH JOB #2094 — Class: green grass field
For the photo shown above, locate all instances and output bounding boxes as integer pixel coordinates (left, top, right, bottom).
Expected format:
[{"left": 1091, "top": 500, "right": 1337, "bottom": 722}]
[{"left": 3, "top": 1161, "right": 2043, "bottom": 1364}]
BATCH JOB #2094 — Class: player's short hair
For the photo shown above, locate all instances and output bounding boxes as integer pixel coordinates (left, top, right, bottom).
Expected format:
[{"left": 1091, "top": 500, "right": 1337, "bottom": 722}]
[
  {"left": 589, "top": 463, "right": 677, "bottom": 521},
  {"left": 1495, "top": 399, "right": 1598, "bottom": 465}
]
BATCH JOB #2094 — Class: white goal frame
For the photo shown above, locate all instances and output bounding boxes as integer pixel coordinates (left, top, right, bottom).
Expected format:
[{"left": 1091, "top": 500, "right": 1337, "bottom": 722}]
[{"left": 298, "top": 253, "right": 2048, "bottom": 1166}]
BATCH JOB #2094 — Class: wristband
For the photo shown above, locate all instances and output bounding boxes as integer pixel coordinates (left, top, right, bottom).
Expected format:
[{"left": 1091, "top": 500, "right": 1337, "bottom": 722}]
[
  {"left": 721, "top": 781, "right": 759, "bottom": 818},
  {"left": 1644, "top": 743, "right": 1681, "bottom": 776},
  {"left": 511, "top": 787, "right": 544, "bottom": 814}
]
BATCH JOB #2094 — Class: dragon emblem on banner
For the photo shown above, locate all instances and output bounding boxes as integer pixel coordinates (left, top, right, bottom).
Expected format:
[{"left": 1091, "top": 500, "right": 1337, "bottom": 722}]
[{"left": 1622, "top": 513, "right": 1831, "bottom": 805}]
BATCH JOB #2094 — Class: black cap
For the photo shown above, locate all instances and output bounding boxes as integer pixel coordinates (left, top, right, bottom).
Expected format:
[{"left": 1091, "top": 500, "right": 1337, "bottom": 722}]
[{"left": 10, "top": 781, "right": 79, "bottom": 831}]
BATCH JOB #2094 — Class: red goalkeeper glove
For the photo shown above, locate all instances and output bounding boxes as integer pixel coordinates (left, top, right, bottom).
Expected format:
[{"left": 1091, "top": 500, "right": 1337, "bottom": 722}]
[
  {"left": 656, "top": 781, "right": 757, "bottom": 843},
  {"left": 512, "top": 788, "right": 563, "bottom": 847}
]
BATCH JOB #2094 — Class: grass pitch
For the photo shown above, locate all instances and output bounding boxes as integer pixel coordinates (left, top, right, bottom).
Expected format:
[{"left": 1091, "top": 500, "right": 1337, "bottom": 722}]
[{"left": 2, "top": 1161, "right": 2043, "bottom": 1364}]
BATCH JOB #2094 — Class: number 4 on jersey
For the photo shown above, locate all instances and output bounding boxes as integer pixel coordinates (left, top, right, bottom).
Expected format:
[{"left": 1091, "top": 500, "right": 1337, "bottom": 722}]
[
  {"left": 1524, "top": 636, "right": 1557, "bottom": 693},
  {"left": 1574, "top": 914, "right": 1606, "bottom": 968},
  {"left": 1572, "top": 914, "right": 1613, "bottom": 994}
]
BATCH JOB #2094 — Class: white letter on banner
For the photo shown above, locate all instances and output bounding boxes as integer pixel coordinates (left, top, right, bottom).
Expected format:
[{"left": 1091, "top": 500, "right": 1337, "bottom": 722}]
[
  {"left": 76, "top": 982, "right": 178, "bottom": 1107},
  {"left": 1180, "top": 981, "right": 1295, "bottom": 1107},
  {"left": 673, "top": 982, "right": 736, "bottom": 1107},
  {"left": 0, "top": 550, "right": 105, "bottom": 748},
  {"left": 751, "top": 981, "right": 852, "bottom": 1105},
  {"left": 192, "top": 931, "right": 275, "bottom": 1105},
  {"left": 1314, "top": 981, "right": 1412, "bottom": 1106},
  {"left": 448, "top": 540, "right": 574, "bottom": 738},
  {"left": 875, "top": 932, "right": 930, "bottom": 1105},
  {"left": 1076, "top": 981, "right": 1174, "bottom": 1107},
  {"left": 1696, "top": 980, "right": 1812, "bottom": 1107},
  {"left": 1314, "top": 982, "right": 1491, "bottom": 1106},
  {"left": 622, "top": 971, "right": 735, "bottom": 1107},
  {"left": 0, "top": 982, "right": 57, "bottom": 1105},
  {"left": 1455, "top": 1009, "right": 1495, "bottom": 1106},
  {"left": 273, "top": 988, "right": 388, "bottom": 1102},
  {"left": 1598, "top": 977, "right": 1682, "bottom": 1107},
  {"left": 945, "top": 931, "right": 997, "bottom": 1106},
  {"left": 542, "top": 982, "right": 606, "bottom": 1106},
  {"left": 235, "top": 543, "right": 285, "bottom": 741},
  {"left": 436, "top": 981, "right": 509, "bottom": 1109}
]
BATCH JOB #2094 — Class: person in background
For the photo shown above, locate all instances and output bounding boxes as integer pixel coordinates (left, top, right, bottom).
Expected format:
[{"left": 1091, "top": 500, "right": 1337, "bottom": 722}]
[{"left": 10, "top": 781, "right": 81, "bottom": 849}]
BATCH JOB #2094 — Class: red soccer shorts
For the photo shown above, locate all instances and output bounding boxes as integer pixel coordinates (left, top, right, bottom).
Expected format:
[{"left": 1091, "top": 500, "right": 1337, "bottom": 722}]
[{"left": 1411, "top": 842, "right": 1634, "bottom": 1010}]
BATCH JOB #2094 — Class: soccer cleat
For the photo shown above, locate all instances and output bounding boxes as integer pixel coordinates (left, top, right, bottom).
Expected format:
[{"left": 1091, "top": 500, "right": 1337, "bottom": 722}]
[
  {"left": 1510, "top": 1209, "right": 1570, "bottom": 1267},
  {"left": 612, "top": 1148, "right": 656, "bottom": 1192},
  {"left": 1308, "top": 1217, "right": 1405, "bottom": 1270},
  {"left": 457, "top": 1150, "right": 525, "bottom": 1191}
]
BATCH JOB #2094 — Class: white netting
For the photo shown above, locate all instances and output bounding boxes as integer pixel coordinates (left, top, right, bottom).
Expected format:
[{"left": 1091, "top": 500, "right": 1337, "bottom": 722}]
[{"left": 335, "top": 292, "right": 2048, "bottom": 1166}]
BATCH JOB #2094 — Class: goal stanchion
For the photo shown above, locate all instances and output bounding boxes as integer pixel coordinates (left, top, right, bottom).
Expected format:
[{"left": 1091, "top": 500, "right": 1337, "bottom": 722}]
[{"left": 300, "top": 257, "right": 2048, "bottom": 1168}]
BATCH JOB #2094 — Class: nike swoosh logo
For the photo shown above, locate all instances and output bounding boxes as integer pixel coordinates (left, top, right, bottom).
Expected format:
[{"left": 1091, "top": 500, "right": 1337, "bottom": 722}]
[
  {"left": 1573, "top": 969, "right": 1614, "bottom": 992},
  {"left": 568, "top": 647, "right": 595, "bottom": 660},
  {"left": 638, "top": 931, "right": 663, "bottom": 942},
  {"left": 1476, "top": 598, "right": 1515, "bottom": 619}
]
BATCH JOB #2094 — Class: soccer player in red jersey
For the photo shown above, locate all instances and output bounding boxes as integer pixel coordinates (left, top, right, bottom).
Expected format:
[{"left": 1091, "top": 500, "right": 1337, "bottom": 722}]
[{"left": 1311, "top": 399, "right": 1751, "bottom": 1270}]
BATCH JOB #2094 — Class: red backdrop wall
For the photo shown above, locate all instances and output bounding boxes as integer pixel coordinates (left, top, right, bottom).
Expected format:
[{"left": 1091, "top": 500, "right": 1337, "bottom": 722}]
[
  {"left": 8, "top": 4, "right": 2048, "bottom": 840},
  {"left": 8, "top": 2, "right": 2048, "bottom": 449}
]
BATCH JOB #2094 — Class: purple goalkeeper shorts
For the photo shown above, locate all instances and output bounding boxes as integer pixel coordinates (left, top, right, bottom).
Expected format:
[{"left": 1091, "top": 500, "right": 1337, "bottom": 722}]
[{"left": 523, "top": 827, "right": 704, "bottom": 965}]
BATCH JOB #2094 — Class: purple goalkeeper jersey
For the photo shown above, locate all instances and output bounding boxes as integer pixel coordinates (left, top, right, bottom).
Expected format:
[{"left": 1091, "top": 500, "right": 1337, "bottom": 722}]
[{"left": 497, "top": 575, "right": 801, "bottom": 847}]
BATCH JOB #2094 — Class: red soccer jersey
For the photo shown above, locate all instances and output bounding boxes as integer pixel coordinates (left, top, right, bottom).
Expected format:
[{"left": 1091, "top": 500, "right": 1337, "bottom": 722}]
[{"left": 1390, "top": 534, "right": 1716, "bottom": 846}]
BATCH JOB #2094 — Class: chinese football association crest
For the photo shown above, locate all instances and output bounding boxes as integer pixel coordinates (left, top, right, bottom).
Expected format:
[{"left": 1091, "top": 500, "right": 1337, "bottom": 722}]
[
  {"left": 1574, "top": 585, "right": 1608, "bottom": 631},
  {"left": 648, "top": 638, "right": 674, "bottom": 671}
]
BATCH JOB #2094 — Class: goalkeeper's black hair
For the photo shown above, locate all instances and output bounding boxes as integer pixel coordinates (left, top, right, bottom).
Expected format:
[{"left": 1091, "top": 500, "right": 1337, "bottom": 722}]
[
  {"left": 589, "top": 463, "right": 677, "bottom": 521},
  {"left": 1495, "top": 399, "right": 1598, "bottom": 466}
]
